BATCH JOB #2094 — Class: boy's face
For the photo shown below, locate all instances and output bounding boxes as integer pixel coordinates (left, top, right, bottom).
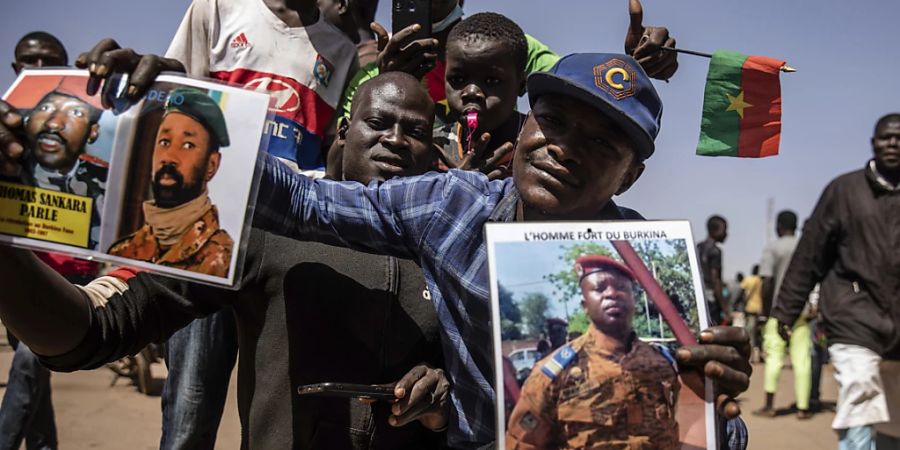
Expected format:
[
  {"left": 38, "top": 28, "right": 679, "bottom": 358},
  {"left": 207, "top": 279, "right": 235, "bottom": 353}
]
[
  {"left": 512, "top": 95, "right": 644, "bottom": 218},
  {"left": 444, "top": 38, "right": 524, "bottom": 132}
]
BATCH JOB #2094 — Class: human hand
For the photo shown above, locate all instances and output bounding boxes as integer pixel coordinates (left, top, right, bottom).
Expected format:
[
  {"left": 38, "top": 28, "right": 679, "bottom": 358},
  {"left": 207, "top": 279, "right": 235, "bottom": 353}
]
[
  {"left": 777, "top": 320, "right": 792, "bottom": 342},
  {"left": 389, "top": 364, "right": 451, "bottom": 431},
  {"left": 624, "top": 0, "right": 678, "bottom": 81},
  {"left": 676, "top": 326, "right": 752, "bottom": 419},
  {"left": 74, "top": 38, "right": 185, "bottom": 107},
  {"left": 371, "top": 22, "right": 439, "bottom": 79},
  {"left": 0, "top": 100, "right": 26, "bottom": 178},
  {"left": 439, "top": 132, "right": 514, "bottom": 180}
]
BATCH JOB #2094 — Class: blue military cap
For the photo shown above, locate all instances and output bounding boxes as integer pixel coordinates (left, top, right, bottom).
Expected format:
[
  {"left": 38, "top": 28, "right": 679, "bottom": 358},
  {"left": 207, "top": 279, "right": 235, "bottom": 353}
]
[
  {"left": 526, "top": 53, "right": 663, "bottom": 161},
  {"left": 164, "top": 88, "right": 230, "bottom": 148}
]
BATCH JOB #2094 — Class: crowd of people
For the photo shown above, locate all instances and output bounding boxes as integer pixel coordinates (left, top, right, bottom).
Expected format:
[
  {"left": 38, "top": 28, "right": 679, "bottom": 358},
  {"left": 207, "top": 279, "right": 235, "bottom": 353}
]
[{"left": 0, "top": 0, "right": 896, "bottom": 449}]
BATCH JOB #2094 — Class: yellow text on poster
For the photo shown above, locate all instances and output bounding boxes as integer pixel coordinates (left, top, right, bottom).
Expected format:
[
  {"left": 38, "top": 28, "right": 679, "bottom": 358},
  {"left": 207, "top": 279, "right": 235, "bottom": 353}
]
[{"left": 0, "top": 181, "right": 92, "bottom": 247}]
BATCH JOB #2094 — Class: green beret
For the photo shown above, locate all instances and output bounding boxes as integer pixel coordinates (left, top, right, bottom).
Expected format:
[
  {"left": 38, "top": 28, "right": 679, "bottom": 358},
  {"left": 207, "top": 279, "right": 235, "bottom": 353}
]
[{"left": 163, "top": 88, "right": 230, "bottom": 148}]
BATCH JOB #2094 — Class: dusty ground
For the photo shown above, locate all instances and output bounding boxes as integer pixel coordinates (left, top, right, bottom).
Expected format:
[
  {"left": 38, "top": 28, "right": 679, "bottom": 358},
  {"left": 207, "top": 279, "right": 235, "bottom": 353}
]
[{"left": 0, "top": 334, "right": 841, "bottom": 450}]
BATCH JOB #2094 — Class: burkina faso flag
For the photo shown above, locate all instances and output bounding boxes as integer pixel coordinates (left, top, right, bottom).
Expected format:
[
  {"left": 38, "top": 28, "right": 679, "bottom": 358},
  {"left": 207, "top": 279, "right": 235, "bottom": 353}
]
[{"left": 696, "top": 50, "right": 786, "bottom": 158}]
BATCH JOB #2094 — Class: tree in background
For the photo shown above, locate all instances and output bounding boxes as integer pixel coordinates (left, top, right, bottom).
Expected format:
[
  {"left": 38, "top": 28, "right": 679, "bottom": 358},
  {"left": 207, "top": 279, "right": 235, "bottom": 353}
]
[
  {"left": 519, "top": 293, "right": 550, "bottom": 339},
  {"left": 545, "top": 240, "right": 699, "bottom": 340},
  {"left": 498, "top": 283, "right": 522, "bottom": 340}
]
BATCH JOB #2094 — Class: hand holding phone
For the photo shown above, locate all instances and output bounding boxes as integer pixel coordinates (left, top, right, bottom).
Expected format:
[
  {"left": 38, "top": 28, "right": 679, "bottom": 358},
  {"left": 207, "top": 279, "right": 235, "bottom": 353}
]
[
  {"left": 369, "top": 0, "right": 438, "bottom": 79},
  {"left": 297, "top": 382, "right": 397, "bottom": 401}
]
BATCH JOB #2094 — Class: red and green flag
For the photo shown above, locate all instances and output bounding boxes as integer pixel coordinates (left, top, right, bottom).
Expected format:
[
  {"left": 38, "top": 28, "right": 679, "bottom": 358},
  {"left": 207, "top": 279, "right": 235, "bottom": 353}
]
[{"left": 696, "top": 50, "right": 786, "bottom": 158}]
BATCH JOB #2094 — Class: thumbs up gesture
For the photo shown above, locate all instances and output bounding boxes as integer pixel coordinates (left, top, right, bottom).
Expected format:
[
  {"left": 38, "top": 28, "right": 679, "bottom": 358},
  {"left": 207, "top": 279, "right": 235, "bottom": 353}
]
[{"left": 624, "top": 0, "right": 679, "bottom": 81}]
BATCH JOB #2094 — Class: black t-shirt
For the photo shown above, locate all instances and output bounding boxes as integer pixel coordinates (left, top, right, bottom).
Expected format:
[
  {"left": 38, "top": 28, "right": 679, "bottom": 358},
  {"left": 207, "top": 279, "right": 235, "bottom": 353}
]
[
  {"left": 41, "top": 229, "right": 444, "bottom": 450},
  {"left": 697, "top": 238, "right": 722, "bottom": 288}
]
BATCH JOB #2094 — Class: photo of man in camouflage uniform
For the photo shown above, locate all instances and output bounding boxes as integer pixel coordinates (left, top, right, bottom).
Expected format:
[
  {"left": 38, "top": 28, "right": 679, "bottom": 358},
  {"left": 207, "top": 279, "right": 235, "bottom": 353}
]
[
  {"left": 108, "top": 87, "right": 232, "bottom": 277},
  {"left": 506, "top": 254, "right": 682, "bottom": 449}
]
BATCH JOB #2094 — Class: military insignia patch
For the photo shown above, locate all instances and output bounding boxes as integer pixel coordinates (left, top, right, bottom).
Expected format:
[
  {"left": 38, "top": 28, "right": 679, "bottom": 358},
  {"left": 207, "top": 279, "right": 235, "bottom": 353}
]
[
  {"left": 314, "top": 54, "right": 334, "bottom": 87},
  {"left": 593, "top": 59, "right": 637, "bottom": 100},
  {"left": 541, "top": 344, "right": 577, "bottom": 380}
]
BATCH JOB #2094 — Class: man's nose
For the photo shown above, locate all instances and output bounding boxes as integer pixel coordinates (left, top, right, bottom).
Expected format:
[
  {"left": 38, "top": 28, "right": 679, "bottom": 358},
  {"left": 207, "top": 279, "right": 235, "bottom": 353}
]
[
  {"left": 45, "top": 112, "right": 65, "bottom": 131},
  {"left": 380, "top": 124, "right": 408, "bottom": 150}
]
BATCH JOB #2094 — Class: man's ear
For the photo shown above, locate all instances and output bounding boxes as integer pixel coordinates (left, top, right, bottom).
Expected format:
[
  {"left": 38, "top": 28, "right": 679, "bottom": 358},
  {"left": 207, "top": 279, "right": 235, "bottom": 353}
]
[
  {"left": 614, "top": 161, "right": 645, "bottom": 195},
  {"left": 205, "top": 151, "right": 222, "bottom": 181},
  {"left": 338, "top": 117, "right": 350, "bottom": 140},
  {"left": 11, "top": 62, "right": 21, "bottom": 75},
  {"left": 87, "top": 123, "right": 100, "bottom": 144},
  {"left": 337, "top": 0, "right": 349, "bottom": 15}
]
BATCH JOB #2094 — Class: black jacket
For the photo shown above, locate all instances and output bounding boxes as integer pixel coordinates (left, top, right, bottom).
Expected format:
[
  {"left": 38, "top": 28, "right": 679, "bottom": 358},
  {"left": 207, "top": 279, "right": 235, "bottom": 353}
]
[
  {"left": 772, "top": 162, "right": 900, "bottom": 359},
  {"left": 41, "top": 229, "right": 444, "bottom": 449}
]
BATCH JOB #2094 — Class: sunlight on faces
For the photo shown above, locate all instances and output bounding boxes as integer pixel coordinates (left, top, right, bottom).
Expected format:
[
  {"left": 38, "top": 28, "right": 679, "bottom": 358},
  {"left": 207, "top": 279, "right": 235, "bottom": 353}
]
[
  {"left": 25, "top": 94, "right": 98, "bottom": 172},
  {"left": 151, "top": 112, "right": 220, "bottom": 208},
  {"left": 343, "top": 77, "right": 434, "bottom": 184},
  {"left": 13, "top": 38, "right": 67, "bottom": 74},
  {"left": 873, "top": 116, "right": 900, "bottom": 172},
  {"left": 580, "top": 270, "right": 636, "bottom": 336},
  {"left": 444, "top": 38, "right": 523, "bottom": 132},
  {"left": 512, "top": 95, "right": 644, "bottom": 218}
]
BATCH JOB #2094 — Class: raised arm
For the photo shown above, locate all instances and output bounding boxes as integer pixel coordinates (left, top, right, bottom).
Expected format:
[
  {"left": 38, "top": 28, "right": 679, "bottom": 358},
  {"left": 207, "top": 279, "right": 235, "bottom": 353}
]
[
  {"left": 0, "top": 247, "right": 91, "bottom": 356},
  {"left": 254, "top": 154, "right": 445, "bottom": 259}
]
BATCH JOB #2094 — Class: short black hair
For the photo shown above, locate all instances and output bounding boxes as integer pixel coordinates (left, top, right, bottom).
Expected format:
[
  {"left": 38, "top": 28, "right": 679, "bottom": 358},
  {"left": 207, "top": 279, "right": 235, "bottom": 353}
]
[
  {"left": 776, "top": 210, "right": 797, "bottom": 232},
  {"left": 707, "top": 215, "right": 727, "bottom": 233},
  {"left": 446, "top": 12, "right": 528, "bottom": 74},
  {"left": 875, "top": 113, "right": 900, "bottom": 134},
  {"left": 15, "top": 31, "right": 68, "bottom": 64},
  {"left": 34, "top": 91, "right": 102, "bottom": 123},
  {"left": 349, "top": 0, "right": 378, "bottom": 26},
  {"left": 752, "top": 264, "right": 760, "bottom": 276}
]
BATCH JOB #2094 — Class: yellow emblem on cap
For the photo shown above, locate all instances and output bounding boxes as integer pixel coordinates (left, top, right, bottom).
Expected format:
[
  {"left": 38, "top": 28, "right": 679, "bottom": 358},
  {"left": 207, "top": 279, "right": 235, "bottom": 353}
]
[{"left": 593, "top": 59, "right": 637, "bottom": 100}]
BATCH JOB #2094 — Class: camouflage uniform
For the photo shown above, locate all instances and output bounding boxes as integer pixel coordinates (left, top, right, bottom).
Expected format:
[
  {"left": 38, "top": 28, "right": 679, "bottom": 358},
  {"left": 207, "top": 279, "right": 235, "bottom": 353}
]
[
  {"left": 506, "top": 325, "right": 680, "bottom": 450},
  {"left": 25, "top": 154, "right": 108, "bottom": 249},
  {"left": 107, "top": 206, "right": 233, "bottom": 277}
]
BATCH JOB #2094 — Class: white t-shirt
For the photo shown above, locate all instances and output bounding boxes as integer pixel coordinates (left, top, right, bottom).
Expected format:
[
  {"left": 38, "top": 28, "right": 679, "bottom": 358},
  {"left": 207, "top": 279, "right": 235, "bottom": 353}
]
[
  {"left": 166, "top": 0, "right": 359, "bottom": 170},
  {"left": 760, "top": 234, "right": 799, "bottom": 301}
]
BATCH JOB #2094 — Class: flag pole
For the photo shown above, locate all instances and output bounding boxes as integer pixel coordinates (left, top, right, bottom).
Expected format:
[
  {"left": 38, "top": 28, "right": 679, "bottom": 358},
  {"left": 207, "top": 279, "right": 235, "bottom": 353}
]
[{"left": 661, "top": 46, "right": 796, "bottom": 72}]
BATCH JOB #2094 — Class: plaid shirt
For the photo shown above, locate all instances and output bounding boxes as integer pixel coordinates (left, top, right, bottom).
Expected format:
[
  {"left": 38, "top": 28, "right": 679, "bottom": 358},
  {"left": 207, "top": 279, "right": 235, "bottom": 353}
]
[{"left": 256, "top": 154, "right": 747, "bottom": 449}]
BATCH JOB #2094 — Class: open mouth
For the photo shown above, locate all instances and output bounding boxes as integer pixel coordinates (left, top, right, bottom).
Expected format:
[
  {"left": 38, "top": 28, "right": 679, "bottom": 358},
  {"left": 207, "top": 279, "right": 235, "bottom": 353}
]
[{"left": 36, "top": 133, "right": 65, "bottom": 152}]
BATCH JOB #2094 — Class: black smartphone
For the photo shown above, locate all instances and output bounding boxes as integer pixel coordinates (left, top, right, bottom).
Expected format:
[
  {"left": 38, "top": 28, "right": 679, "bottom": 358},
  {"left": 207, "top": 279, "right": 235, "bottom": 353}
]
[
  {"left": 297, "top": 382, "right": 397, "bottom": 401},
  {"left": 392, "top": 0, "right": 432, "bottom": 41}
]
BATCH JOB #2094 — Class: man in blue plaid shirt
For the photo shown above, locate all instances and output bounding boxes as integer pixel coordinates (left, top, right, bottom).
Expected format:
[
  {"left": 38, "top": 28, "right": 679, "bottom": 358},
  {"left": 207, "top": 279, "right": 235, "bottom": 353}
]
[{"left": 255, "top": 54, "right": 751, "bottom": 449}]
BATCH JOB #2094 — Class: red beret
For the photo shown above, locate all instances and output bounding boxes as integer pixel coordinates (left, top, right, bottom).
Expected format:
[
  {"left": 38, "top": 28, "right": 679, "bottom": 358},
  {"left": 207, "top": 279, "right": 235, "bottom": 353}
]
[
  {"left": 574, "top": 255, "right": 635, "bottom": 282},
  {"left": 51, "top": 76, "right": 104, "bottom": 111}
]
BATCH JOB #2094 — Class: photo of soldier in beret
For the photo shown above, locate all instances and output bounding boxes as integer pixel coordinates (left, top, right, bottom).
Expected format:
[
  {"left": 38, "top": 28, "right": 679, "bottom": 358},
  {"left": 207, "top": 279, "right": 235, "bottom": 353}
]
[
  {"left": 490, "top": 223, "right": 736, "bottom": 450},
  {"left": 0, "top": 76, "right": 108, "bottom": 249},
  {"left": 108, "top": 87, "right": 233, "bottom": 277}
]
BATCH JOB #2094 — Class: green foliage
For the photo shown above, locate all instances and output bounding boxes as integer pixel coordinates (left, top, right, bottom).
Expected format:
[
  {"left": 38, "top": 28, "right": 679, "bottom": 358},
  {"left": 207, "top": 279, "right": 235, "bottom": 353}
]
[
  {"left": 543, "top": 242, "right": 614, "bottom": 309},
  {"left": 567, "top": 310, "right": 590, "bottom": 334},
  {"left": 519, "top": 292, "right": 550, "bottom": 339},
  {"left": 498, "top": 283, "right": 522, "bottom": 340},
  {"left": 544, "top": 239, "right": 699, "bottom": 340}
]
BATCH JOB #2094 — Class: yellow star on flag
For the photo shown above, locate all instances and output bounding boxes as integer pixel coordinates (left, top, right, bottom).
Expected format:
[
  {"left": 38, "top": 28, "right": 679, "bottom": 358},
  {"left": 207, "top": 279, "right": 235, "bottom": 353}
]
[
  {"left": 437, "top": 99, "right": 451, "bottom": 116},
  {"left": 725, "top": 90, "right": 752, "bottom": 119}
]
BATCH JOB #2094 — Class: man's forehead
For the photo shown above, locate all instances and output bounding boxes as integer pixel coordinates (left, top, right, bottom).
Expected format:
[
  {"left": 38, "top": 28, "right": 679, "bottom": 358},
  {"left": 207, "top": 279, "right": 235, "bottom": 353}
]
[
  {"left": 359, "top": 91, "right": 431, "bottom": 121},
  {"left": 880, "top": 120, "right": 900, "bottom": 132},
  {"left": 40, "top": 94, "right": 88, "bottom": 109},
  {"left": 16, "top": 39, "right": 62, "bottom": 56},
  {"left": 160, "top": 112, "right": 208, "bottom": 134}
]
